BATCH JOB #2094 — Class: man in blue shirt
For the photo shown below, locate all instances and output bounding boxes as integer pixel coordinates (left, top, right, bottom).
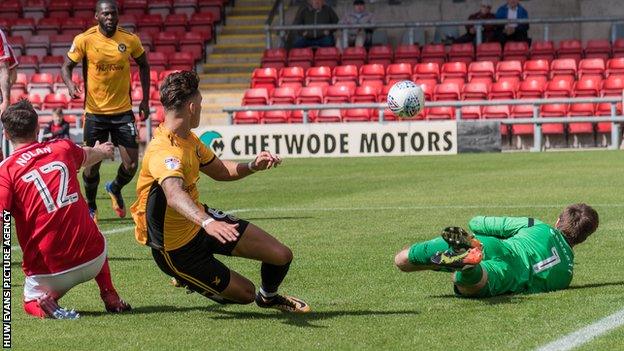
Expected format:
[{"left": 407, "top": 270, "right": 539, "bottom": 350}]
[{"left": 495, "top": 0, "right": 530, "bottom": 45}]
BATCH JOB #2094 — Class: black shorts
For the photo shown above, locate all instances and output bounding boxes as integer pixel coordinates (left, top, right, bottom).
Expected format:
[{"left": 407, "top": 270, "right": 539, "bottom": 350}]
[
  {"left": 151, "top": 206, "right": 250, "bottom": 295},
  {"left": 83, "top": 111, "right": 138, "bottom": 149}
]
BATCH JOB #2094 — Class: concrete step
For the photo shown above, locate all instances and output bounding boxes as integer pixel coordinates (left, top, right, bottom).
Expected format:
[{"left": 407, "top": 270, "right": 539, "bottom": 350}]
[
  {"left": 203, "top": 62, "right": 259, "bottom": 74},
  {"left": 226, "top": 15, "right": 266, "bottom": 26},
  {"left": 217, "top": 34, "right": 265, "bottom": 45},
  {"left": 212, "top": 42, "right": 266, "bottom": 54},
  {"left": 231, "top": 6, "right": 271, "bottom": 16},
  {"left": 201, "top": 92, "right": 245, "bottom": 105},
  {"left": 200, "top": 72, "right": 251, "bottom": 84},
  {"left": 206, "top": 52, "right": 262, "bottom": 64},
  {"left": 221, "top": 25, "right": 265, "bottom": 35}
]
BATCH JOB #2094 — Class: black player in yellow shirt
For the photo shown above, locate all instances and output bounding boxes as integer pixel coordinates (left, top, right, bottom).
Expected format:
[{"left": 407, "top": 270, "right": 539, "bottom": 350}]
[
  {"left": 131, "top": 71, "right": 310, "bottom": 313},
  {"left": 61, "top": 0, "right": 150, "bottom": 222}
]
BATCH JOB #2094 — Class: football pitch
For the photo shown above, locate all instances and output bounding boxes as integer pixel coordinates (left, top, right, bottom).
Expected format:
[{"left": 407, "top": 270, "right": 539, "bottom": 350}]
[{"left": 9, "top": 150, "right": 624, "bottom": 350}]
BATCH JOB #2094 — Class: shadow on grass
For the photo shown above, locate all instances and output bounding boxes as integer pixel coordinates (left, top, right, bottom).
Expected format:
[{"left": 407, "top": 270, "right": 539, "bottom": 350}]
[
  {"left": 567, "top": 281, "right": 624, "bottom": 290},
  {"left": 80, "top": 305, "right": 419, "bottom": 327},
  {"left": 97, "top": 218, "right": 135, "bottom": 225},
  {"left": 429, "top": 293, "right": 525, "bottom": 305}
]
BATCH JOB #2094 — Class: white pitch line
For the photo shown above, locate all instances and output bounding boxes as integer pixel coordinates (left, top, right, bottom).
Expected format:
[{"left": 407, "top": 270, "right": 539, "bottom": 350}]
[
  {"left": 11, "top": 225, "right": 136, "bottom": 251},
  {"left": 535, "top": 308, "right": 624, "bottom": 351}
]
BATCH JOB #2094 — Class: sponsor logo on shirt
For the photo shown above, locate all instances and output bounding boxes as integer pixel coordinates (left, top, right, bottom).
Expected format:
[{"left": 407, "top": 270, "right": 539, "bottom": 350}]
[
  {"left": 164, "top": 157, "right": 181, "bottom": 170},
  {"left": 118, "top": 43, "right": 127, "bottom": 53}
]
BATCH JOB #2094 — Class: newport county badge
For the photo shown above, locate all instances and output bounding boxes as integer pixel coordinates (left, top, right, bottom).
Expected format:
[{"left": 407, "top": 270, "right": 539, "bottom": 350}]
[
  {"left": 164, "top": 157, "right": 181, "bottom": 170},
  {"left": 118, "top": 43, "right": 127, "bottom": 53}
]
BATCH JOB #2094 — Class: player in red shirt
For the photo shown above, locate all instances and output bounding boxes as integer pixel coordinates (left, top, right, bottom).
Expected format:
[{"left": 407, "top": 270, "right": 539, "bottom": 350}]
[{"left": 0, "top": 100, "right": 131, "bottom": 319}]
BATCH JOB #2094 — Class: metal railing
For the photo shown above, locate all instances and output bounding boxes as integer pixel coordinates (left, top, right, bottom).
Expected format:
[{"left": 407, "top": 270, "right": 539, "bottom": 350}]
[
  {"left": 265, "top": 15, "right": 624, "bottom": 49},
  {"left": 223, "top": 96, "right": 624, "bottom": 152}
]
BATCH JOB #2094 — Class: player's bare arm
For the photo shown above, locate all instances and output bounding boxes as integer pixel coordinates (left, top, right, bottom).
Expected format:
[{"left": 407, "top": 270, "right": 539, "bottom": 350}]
[
  {"left": 83, "top": 141, "right": 115, "bottom": 168},
  {"left": 135, "top": 53, "right": 151, "bottom": 121},
  {"left": 61, "top": 58, "right": 82, "bottom": 99},
  {"left": 200, "top": 151, "right": 282, "bottom": 181},
  {"left": 160, "top": 176, "right": 239, "bottom": 244},
  {"left": 0, "top": 60, "right": 9, "bottom": 114}
]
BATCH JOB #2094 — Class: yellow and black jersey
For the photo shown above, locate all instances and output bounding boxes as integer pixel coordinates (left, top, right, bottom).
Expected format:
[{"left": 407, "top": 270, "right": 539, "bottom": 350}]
[
  {"left": 67, "top": 26, "right": 144, "bottom": 115},
  {"left": 130, "top": 125, "right": 217, "bottom": 251}
]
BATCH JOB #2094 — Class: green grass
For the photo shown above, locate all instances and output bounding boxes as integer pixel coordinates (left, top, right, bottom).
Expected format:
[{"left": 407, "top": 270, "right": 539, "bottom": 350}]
[{"left": 9, "top": 150, "right": 624, "bottom": 350}]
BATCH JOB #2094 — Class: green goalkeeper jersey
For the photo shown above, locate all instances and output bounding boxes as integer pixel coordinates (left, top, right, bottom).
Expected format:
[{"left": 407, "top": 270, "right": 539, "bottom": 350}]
[{"left": 468, "top": 216, "right": 575, "bottom": 294}]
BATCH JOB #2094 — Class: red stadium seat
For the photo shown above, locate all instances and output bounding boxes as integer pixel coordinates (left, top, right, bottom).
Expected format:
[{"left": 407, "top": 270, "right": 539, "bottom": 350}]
[
  {"left": 242, "top": 88, "right": 269, "bottom": 105},
  {"left": 568, "top": 103, "right": 595, "bottom": 135},
  {"left": 550, "top": 58, "right": 577, "bottom": 79},
  {"left": 7, "top": 36, "right": 25, "bottom": 57},
  {"left": 523, "top": 59, "right": 550, "bottom": 79},
  {"left": 394, "top": 44, "right": 420, "bottom": 65},
  {"left": 427, "top": 106, "right": 455, "bottom": 120},
  {"left": 27, "top": 72, "right": 54, "bottom": 97},
  {"left": 36, "top": 18, "right": 61, "bottom": 36},
  {"left": 332, "top": 65, "right": 358, "bottom": 85},
  {"left": 18, "top": 55, "right": 39, "bottom": 79},
  {"left": 467, "top": 61, "right": 495, "bottom": 83},
  {"left": 279, "top": 66, "right": 305, "bottom": 87},
  {"left": 511, "top": 104, "right": 535, "bottom": 135},
  {"left": 378, "top": 84, "right": 391, "bottom": 103},
  {"left": 585, "top": 40, "right": 611, "bottom": 60},
  {"left": 496, "top": 60, "right": 522, "bottom": 81},
  {"left": 601, "top": 75, "right": 624, "bottom": 96},
  {"left": 489, "top": 80, "right": 517, "bottom": 100},
  {"left": 251, "top": 67, "right": 278, "bottom": 90},
  {"left": 343, "top": 108, "right": 372, "bottom": 122},
  {"left": 234, "top": 111, "right": 261, "bottom": 124},
  {"left": 154, "top": 31, "right": 178, "bottom": 54},
  {"left": 578, "top": 58, "right": 605, "bottom": 79},
  {"left": 544, "top": 78, "right": 573, "bottom": 98},
  {"left": 179, "top": 31, "right": 205, "bottom": 60},
  {"left": 289, "top": 109, "right": 318, "bottom": 123},
  {"left": 131, "top": 88, "right": 145, "bottom": 105},
  {"left": 149, "top": 89, "right": 162, "bottom": 107},
  {"left": 305, "top": 66, "right": 332, "bottom": 87},
  {"left": 197, "top": 0, "right": 223, "bottom": 24},
  {"left": 118, "top": 14, "right": 138, "bottom": 32},
  {"left": 39, "top": 56, "right": 64, "bottom": 75},
  {"left": 123, "top": 0, "right": 148, "bottom": 15},
  {"left": 352, "top": 85, "right": 379, "bottom": 103},
  {"left": 434, "top": 82, "right": 461, "bottom": 101},
  {"left": 385, "top": 63, "right": 412, "bottom": 85},
  {"left": 25, "top": 34, "right": 49, "bottom": 58},
  {"left": 503, "top": 41, "right": 529, "bottom": 62},
  {"left": 413, "top": 62, "right": 440, "bottom": 81},
  {"left": 574, "top": 76, "right": 602, "bottom": 97},
  {"left": 557, "top": 39, "right": 583, "bottom": 62},
  {"left": 518, "top": 77, "right": 546, "bottom": 98},
  {"left": 168, "top": 52, "right": 195, "bottom": 71},
  {"left": 50, "top": 34, "right": 74, "bottom": 56},
  {"left": 316, "top": 109, "right": 342, "bottom": 123},
  {"left": 476, "top": 42, "right": 502, "bottom": 63},
  {"left": 137, "top": 14, "right": 163, "bottom": 35},
  {"left": 359, "top": 64, "right": 385, "bottom": 85},
  {"left": 11, "top": 18, "right": 36, "bottom": 40},
  {"left": 173, "top": 0, "right": 199, "bottom": 18},
  {"left": 462, "top": 82, "right": 489, "bottom": 100},
  {"left": 0, "top": 1, "right": 21, "bottom": 19},
  {"left": 448, "top": 43, "right": 474, "bottom": 64},
  {"left": 261, "top": 110, "right": 290, "bottom": 124},
  {"left": 147, "top": 0, "right": 172, "bottom": 17},
  {"left": 440, "top": 61, "right": 467, "bottom": 82},
  {"left": 73, "top": 0, "right": 96, "bottom": 18},
  {"left": 415, "top": 79, "right": 435, "bottom": 100},
  {"left": 314, "top": 47, "right": 340, "bottom": 68},
  {"left": 613, "top": 39, "right": 624, "bottom": 58},
  {"left": 164, "top": 14, "right": 189, "bottom": 34},
  {"left": 189, "top": 12, "right": 215, "bottom": 34},
  {"left": 42, "top": 93, "right": 69, "bottom": 110},
  {"left": 530, "top": 40, "right": 555, "bottom": 61},
  {"left": 421, "top": 44, "right": 446, "bottom": 65},
  {"left": 333, "top": 80, "right": 357, "bottom": 91},
  {"left": 11, "top": 73, "right": 28, "bottom": 96},
  {"left": 48, "top": 0, "right": 72, "bottom": 18},
  {"left": 368, "top": 45, "right": 393, "bottom": 66},
  {"left": 380, "top": 108, "right": 400, "bottom": 121},
  {"left": 606, "top": 57, "right": 624, "bottom": 77},
  {"left": 482, "top": 105, "right": 511, "bottom": 136},
  {"left": 341, "top": 46, "right": 367, "bottom": 67},
  {"left": 23, "top": 0, "right": 46, "bottom": 21},
  {"left": 27, "top": 93, "right": 42, "bottom": 109},
  {"left": 158, "top": 70, "right": 180, "bottom": 83},
  {"left": 595, "top": 102, "right": 620, "bottom": 133},
  {"left": 261, "top": 48, "right": 287, "bottom": 69},
  {"left": 540, "top": 103, "right": 568, "bottom": 135},
  {"left": 460, "top": 106, "right": 481, "bottom": 120},
  {"left": 146, "top": 52, "right": 166, "bottom": 71},
  {"left": 288, "top": 48, "right": 314, "bottom": 69},
  {"left": 270, "top": 87, "right": 298, "bottom": 104},
  {"left": 296, "top": 86, "right": 324, "bottom": 104},
  {"left": 324, "top": 85, "right": 352, "bottom": 103},
  {"left": 62, "top": 17, "right": 90, "bottom": 36}
]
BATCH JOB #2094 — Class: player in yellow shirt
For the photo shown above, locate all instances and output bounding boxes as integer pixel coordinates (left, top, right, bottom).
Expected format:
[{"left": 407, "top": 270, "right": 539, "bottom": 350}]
[
  {"left": 131, "top": 71, "right": 310, "bottom": 313},
  {"left": 61, "top": 0, "right": 150, "bottom": 222}
]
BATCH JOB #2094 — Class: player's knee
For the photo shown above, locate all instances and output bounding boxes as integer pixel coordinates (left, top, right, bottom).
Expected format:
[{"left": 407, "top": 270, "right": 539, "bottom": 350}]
[
  {"left": 124, "top": 163, "right": 138, "bottom": 175},
  {"left": 394, "top": 250, "right": 411, "bottom": 272},
  {"left": 274, "top": 246, "right": 293, "bottom": 266},
  {"left": 237, "top": 284, "right": 256, "bottom": 304}
]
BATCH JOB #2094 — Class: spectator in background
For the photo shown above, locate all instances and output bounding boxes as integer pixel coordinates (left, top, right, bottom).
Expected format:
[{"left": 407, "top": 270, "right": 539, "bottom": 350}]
[
  {"left": 454, "top": 0, "right": 496, "bottom": 44},
  {"left": 340, "top": 0, "right": 374, "bottom": 48},
  {"left": 42, "top": 108, "right": 70, "bottom": 142},
  {"left": 292, "top": 0, "right": 340, "bottom": 48},
  {"left": 495, "top": 0, "right": 530, "bottom": 45}
]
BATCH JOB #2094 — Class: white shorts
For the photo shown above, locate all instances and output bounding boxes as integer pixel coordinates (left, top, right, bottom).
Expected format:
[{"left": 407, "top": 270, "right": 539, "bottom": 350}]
[{"left": 23, "top": 244, "right": 107, "bottom": 302}]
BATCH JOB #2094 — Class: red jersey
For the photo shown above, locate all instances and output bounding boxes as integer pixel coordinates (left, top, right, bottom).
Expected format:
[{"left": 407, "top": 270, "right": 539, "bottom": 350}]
[
  {"left": 0, "top": 139, "right": 104, "bottom": 276},
  {"left": 0, "top": 29, "right": 18, "bottom": 70}
]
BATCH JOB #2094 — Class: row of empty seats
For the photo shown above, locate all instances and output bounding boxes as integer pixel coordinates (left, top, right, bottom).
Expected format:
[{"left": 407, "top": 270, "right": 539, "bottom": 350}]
[
  {"left": 262, "top": 40, "right": 624, "bottom": 69},
  {"left": 251, "top": 58, "right": 624, "bottom": 92}
]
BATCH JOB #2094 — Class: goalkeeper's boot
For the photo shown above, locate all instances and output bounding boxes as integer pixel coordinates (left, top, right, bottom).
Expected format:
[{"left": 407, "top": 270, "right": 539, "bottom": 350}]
[
  {"left": 37, "top": 293, "right": 80, "bottom": 320},
  {"left": 431, "top": 247, "right": 483, "bottom": 270},
  {"left": 441, "top": 226, "right": 482, "bottom": 252},
  {"left": 101, "top": 289, "right": 132, "bottom": 313},
  {"left": 105, "top": 182, "right": 126, "bottom": 218},
  {"left": 255, "top": 293, "right": 311, "bottom": 313}
]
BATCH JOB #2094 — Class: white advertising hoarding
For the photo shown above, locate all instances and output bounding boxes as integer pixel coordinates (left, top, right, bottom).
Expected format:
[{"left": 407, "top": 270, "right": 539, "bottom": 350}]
[{"left": 195, "top": 121, "right": 457, "bottom": 159}]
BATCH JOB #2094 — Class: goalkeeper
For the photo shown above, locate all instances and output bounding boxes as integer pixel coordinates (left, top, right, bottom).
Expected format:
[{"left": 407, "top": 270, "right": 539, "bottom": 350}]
[{"left": 394, "top": 203, "right": 599, "bottom": 297}]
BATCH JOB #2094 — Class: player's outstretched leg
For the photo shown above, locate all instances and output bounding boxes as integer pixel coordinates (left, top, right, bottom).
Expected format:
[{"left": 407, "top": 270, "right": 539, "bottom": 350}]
[
  {"left": 395, "top": 237, "right": 453, "bottom": 272},
  {"left": 95, "top": 258, "right": 131, "bottom": 313},
  {"left": 230, "top": 224, "right": 310, "bottom": 313}
]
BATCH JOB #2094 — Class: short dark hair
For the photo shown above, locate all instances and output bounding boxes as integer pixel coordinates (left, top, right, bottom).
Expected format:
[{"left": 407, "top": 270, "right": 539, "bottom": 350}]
[
  {"left": 159, "top": 71, "right": 200, "bottom": 111},
  {"left": 1, "top": 99, "right": 39, "bottom": 141},
  {"left": 96, "top": 0, "right": 118, "bottom": 12},
  {"left": 557, "top": 203, "right": 599, "bottom": 246}
]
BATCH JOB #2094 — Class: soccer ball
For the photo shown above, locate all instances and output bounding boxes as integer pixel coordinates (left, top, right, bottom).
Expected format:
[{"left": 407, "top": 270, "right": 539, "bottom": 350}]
[{"left": 387, "top": 80, "right": 425, "bottom": 118}]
